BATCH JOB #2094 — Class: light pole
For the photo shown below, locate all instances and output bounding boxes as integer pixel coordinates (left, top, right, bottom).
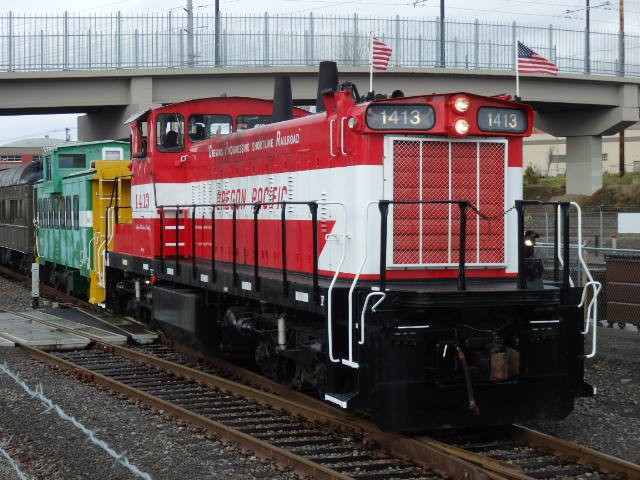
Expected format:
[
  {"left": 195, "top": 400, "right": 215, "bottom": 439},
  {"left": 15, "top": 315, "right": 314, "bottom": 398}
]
[
  {"left": 439, "top": 0, "right": 445, "bottom": 68},
  {"left": 619, "top": 0, "right": 625, "bottom": 176},
  {"left": 585, "top": 0, "right": 590, "bottom": 73},
  {"left": 215, "top": 0, "right": 221, "bottom": 67},
  {"left": 186, "top": 0, "right": 195, "bottom": 67}
]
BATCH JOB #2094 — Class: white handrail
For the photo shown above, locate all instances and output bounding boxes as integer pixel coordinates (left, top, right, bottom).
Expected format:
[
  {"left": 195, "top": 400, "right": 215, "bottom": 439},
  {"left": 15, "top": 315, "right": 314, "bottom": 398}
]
[
  {"left": 329, "top": 119, "right": 337, "bottom": 157},
  {"left": 343, "top": 201, "right": 378, "bottom": 368},
  {"left": 359, "top": 292, "right": 386, "bottom": 345},
  {"left": 578, "top": 280, "right": 602, "bottom": 358},
  {"left": 322, "top": 201, "right": 348, "bottom": 364}
]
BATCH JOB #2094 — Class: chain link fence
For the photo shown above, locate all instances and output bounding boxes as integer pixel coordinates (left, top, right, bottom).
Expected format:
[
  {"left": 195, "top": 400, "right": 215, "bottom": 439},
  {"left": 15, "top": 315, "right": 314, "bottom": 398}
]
[
  {"left": 526, "top": 204, "right": 640, "bottom": 327},
  {"left": 0, "top": 12, "right": 638, "bottom": 76}
]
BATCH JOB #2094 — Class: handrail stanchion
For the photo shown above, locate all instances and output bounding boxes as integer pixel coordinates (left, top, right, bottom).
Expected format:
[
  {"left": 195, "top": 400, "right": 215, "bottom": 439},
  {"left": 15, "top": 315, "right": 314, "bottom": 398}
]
[
  {"left": 457, "top": 201, "right": 468, "bottom": 291},
  {"left": 210, "top": 206, "right": 216, "bottom": 283},
  {"left": 159, "top": 206, "right": 165, "bottom": 274},
  {"left": 191, "top": 205, "right": 196, "bottom": 277},
  {"left": 253, "top": 203, "right": 261, "bottom": 291},
  {"left": 308, "top": 202, "right": 319, "bottom": 301},
  {"left": 561, "top": 202, "right": 570, "bottom": 297},
  {"left": 232, "top": 204, "right": 238, "bottom": 287},
  {"left": 378, "top": 200, "right": 390, "bottom": 293},
  {"left": 515, "top": 200, "right": 526, "bottom": 289},
  {"left": 175, "top": 207, "right": 180, "bottom": 274},
  {"left": 281, "top": 203, "right": 288, "bottom": 295}
]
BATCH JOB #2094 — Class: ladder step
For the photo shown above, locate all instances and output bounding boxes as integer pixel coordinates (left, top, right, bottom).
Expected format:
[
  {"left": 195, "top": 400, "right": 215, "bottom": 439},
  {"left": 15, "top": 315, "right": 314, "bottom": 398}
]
[{"left": 324, "top": 391, "right": 358, "bottom": 408}]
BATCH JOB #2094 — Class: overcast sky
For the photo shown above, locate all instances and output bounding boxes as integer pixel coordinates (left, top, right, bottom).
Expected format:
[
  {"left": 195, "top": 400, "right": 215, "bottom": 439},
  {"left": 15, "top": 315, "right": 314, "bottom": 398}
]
[{"left": 1, "top": 0, "right": 638, "bottom": 145}]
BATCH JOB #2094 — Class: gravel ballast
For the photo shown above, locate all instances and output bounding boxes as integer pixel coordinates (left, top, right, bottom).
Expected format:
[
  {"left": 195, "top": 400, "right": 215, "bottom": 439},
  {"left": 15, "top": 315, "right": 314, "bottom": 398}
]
[{"left": 1, "top": 274, "right": 639, "bottom": 479}]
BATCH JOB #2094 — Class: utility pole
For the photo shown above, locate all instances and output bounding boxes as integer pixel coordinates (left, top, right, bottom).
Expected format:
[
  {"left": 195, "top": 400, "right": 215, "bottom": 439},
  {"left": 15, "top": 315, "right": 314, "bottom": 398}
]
[
  {"left": 186, "top": 0, "right": 195, "bottom": 67},
  {"left": 439, "top": 0, "right": 445, "bottom": 67},
  {"left": 215, "top": 0, "right": 220, "bottom": 66},
  {"left": 585, "top": 0, "right": 590, "bottom": 73},
  {"left": 619, "top": 0, "right": 625, "bottom": 176}
]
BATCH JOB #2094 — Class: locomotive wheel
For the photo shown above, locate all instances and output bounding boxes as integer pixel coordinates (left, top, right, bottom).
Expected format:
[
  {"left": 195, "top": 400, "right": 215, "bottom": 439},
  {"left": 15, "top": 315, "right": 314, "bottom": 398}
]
[
  {"left": 618, "top": 322, "right": 626, "bottom": 330},
  {"left": 607, "top": 321, "right": 614, "bottom": 328}
]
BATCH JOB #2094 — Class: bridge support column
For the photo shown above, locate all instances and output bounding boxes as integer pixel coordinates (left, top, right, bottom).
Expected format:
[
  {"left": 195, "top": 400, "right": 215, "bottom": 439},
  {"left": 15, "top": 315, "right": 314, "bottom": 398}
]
[
  {"left": 565, "top": 136, "right": 603, "bottom": 196},
  {"left": 77, "top": 76, "right": 155, "bottom": 141}
]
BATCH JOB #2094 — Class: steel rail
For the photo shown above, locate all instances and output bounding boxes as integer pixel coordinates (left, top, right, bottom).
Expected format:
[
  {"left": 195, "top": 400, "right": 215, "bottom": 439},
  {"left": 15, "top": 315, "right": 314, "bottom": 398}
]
[
  {"left": 509, "top": 425, "right": 640, "bottom": 479},
  {"left": 419, "top": 425, "right": 640, "bottom": 480},
  {"left": 17, "top": 338, "right": 489, "bottom": 480},
  {"left": 21, "top": 343, "right": 353, "bottom": 480},
  {"left": 99, "top": 341, "right": 490, "bottom": 480}
]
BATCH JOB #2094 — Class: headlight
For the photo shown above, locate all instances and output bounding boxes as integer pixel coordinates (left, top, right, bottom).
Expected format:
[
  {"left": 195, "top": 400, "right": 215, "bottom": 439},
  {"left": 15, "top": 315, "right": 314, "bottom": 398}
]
[
  {"left": 454, "top": 118, "right": 469, "bottom": 136},
  {"left": 452, "top": 95, "right": 470, "bottom": 113}
]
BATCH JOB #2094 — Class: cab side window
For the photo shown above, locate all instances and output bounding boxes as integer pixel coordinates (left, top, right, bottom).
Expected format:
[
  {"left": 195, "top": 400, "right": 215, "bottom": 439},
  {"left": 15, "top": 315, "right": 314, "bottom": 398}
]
[
  {"left": 157, "top": 113, "right": 185, "bottom": 152},
  {"left": 188, "top": 114, "right": 232, "bottom": 142}
]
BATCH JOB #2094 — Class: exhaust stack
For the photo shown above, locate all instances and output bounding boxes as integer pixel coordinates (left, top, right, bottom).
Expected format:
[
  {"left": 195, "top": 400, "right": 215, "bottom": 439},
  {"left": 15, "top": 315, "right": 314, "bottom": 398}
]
[
  {"left": 315, "top": 61, "right": 338, "bottom": 113},
  {"left": 272, "top": 75, "right": 293, "bottom": 123}
]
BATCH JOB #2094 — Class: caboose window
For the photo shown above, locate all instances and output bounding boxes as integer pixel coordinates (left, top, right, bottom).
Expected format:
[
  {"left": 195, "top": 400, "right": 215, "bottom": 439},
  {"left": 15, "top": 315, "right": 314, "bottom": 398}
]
[
  {"left": 65, "top": 196, "right": 72, "bottom": 229},
  {"left": 188, "top": 114, "right": 232, "bottom": 141},
  {"left": 59, "top": 154, "right": 86, "bottom": 169},
  {"left": 73, "top": 195, "right": 79, "bottom": 230},
  {"left": 157, "top": 113, "right": 185, "bottom": 152}
]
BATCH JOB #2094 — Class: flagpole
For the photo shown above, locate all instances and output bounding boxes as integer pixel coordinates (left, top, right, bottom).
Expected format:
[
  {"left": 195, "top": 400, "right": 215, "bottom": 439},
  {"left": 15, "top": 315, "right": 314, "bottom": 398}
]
[
  {"left": 369, "top": 33, "right": 374, "bottom": 94},
  {"left": 515, "top": 39, "right": 520, "bottom": 99}
]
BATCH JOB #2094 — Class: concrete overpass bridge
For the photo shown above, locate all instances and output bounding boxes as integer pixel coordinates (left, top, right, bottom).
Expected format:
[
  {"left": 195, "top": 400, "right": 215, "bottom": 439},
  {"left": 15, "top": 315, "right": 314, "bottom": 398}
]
[{"left": 0, "top": 66, "right": 638, "bottom": 195}]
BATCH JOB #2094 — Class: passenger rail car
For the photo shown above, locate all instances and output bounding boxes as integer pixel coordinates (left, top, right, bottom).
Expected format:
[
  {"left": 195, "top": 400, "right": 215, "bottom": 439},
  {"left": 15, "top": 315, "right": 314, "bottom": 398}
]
[
  {"left": 0, "top": 161, "right": 42, "bottom": 272},
  {"left": 105, "top": 66, "right": 596, "bottom": 431}
]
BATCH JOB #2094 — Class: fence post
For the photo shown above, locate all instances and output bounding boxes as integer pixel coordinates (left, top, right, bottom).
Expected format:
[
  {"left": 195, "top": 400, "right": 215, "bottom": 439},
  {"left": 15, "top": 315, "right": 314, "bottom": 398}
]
[
  {"left": 308, "top": 12, "right": 314, "bottom": 65},
  {"left": 64, "top": 11, "right": 69, "bottom": 71},
  {"left": 549, "top": 23, "right": 555, "bottom": 64},
  {"left": 511, "top": 21, "right": 516, "bottom": 71},
  {"left": 40, "top": 29, "right": 44, "bottom": 71},
  {"left": 474, "top": 19, "right": 479, "bottom": 68},
  {"left": 353, "top": 13, "right": 359, "bottom": 67},
  {"left": 8, "top": 11, "right": 14, "bottom": 71},
  {"left": 394, "top": 14, "right": 399, "bottom": 67},
  {"left": 117, "top": 11, "right": 123, "bottom": 69},
  {"left": 264, "top": 12, "right": 269, "bottom": 66},
  {"left": 168, "top": 11, "right": 173, "bottom": 67},
  {"left": 134, "top": 29, "right": 139, "bottom": 68}
]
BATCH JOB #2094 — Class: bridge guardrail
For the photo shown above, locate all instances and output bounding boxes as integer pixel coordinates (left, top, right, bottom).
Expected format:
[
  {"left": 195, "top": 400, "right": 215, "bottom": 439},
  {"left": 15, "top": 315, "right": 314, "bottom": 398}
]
[{"left": 0, "top": 12, "right": 638, "bottom": 77}]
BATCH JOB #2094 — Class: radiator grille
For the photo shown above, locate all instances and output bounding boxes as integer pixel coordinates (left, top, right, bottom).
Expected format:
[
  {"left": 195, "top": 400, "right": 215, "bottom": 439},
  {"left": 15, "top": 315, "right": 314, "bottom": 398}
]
[{"left": 391, "top": 138, "right": 506, "bottom": 267}]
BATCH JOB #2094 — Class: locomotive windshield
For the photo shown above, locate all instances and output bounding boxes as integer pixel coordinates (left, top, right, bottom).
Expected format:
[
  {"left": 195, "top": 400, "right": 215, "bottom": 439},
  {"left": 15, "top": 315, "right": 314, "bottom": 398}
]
[{"left": 156, "top": 113, "right": 185, "bottom": 152}]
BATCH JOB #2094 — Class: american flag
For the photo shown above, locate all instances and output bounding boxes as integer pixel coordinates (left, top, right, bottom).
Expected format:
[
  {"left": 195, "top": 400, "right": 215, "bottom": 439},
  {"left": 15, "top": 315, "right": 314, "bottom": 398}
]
[
  {"left": 372, "top": 37, "right": 392, "bottom": 71},
  {"left": 517, "top": 41, "right": 558, "bottom": 76}
]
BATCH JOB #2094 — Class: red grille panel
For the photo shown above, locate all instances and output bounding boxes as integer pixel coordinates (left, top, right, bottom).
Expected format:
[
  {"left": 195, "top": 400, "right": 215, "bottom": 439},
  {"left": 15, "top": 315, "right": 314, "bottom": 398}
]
[{"left": 391, "top": 139, "right": 506, "bottom": 266}]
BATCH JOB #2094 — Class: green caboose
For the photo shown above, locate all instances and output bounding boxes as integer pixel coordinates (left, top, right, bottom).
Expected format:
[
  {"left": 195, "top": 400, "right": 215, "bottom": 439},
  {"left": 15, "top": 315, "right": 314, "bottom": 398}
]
[{"left": 35, "top": 141, "right": 130, "bottom": 298}]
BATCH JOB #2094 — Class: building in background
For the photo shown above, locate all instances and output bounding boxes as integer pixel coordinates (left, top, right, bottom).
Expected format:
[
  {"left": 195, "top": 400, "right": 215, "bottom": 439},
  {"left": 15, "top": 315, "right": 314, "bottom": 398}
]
[
  {"left": 524, "top": 123, "right": 640, "bottom": 176},
  {"left": 0, "top": 138, "right": 65, "bottom": 169}
]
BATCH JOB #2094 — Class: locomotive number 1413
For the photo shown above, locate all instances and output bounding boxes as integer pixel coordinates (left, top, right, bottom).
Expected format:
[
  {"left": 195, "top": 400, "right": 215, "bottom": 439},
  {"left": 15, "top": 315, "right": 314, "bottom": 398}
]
[
  {"left": 366, "top": 104, "right": 435, "bottom": 130},
  {"left": 477, "top": 107, "right": 528, "bottom": 133}
]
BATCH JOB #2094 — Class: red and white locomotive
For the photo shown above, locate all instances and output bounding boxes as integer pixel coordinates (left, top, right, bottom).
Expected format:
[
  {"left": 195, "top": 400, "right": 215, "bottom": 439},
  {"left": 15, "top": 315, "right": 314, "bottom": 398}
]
[{"left": 106, "top": 64, "right": 594, "bottom": 431}]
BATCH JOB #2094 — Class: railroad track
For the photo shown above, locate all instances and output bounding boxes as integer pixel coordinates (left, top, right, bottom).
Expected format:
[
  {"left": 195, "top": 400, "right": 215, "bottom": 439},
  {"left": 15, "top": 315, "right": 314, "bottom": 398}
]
[
  {"left": 21, "top": 341, "right": 486, "bottom": 480},
  {"left": 422, "top": 426, "right": 640, "bottom": 480},
  {"left": 3, "top": 305, "right": 638, "bottom": 480}
]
